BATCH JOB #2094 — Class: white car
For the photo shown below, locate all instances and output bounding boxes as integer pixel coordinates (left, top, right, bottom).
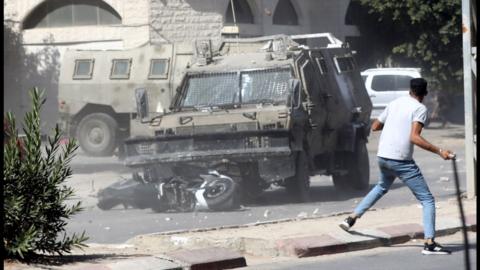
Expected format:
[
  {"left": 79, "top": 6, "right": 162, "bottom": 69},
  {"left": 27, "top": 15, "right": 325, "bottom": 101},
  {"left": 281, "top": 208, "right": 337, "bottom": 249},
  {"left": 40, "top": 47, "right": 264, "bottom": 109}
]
[{"left": 361, "top": 68, "right": 421, "bottom": 119}]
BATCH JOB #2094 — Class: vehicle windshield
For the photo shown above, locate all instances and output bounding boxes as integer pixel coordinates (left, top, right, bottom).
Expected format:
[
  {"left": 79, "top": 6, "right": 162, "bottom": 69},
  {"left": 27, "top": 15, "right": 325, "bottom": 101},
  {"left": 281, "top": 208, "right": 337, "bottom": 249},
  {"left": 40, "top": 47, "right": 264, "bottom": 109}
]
[{"left": 180, "top": 67, "right": 293, "bottom": 108}]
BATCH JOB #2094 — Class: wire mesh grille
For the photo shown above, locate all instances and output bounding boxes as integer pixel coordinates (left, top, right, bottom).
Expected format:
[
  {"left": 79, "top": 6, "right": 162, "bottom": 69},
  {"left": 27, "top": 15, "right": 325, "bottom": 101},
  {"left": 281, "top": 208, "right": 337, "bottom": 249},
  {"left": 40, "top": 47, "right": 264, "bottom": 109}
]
[
  {"left": 241, "top": 68, "right": 291, "bottom": 103},
  {"left": 183, "top": 72, "right": 238, "bottom": 107},
  {"left": 180, "top": 67, "right": 292, "bottom": 107}
]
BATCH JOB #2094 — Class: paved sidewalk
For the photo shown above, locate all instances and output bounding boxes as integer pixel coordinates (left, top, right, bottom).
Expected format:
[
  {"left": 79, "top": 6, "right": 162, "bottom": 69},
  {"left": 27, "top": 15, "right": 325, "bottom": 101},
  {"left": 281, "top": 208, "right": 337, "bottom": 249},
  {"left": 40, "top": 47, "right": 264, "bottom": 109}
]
[{"left": 4, "top": 198, "right": 476, "bottom": 270}]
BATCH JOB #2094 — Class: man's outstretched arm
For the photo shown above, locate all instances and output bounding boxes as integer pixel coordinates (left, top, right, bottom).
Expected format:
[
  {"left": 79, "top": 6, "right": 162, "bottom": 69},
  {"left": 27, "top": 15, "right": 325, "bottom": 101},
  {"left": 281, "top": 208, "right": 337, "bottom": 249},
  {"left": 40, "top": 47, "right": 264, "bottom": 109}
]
[{"left": 410, "top": 121, "right": 454, "bottom": 160}]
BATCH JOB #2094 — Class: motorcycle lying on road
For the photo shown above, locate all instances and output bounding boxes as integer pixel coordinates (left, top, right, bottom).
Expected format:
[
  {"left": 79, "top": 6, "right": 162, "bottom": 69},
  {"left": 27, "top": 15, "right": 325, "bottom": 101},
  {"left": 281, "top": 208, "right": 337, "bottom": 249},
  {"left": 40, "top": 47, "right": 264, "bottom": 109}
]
[{"left": 97, "top": 165, "right": 239, "bottom": 212}]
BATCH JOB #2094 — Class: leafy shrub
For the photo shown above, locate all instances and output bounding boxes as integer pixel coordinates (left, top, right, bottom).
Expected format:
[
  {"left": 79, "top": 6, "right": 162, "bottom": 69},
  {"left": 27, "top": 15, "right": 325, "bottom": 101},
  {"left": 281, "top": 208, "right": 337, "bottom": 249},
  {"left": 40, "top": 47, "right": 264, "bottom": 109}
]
[{"left": 3, "top": 88, "right": 88, "bottom": 259}]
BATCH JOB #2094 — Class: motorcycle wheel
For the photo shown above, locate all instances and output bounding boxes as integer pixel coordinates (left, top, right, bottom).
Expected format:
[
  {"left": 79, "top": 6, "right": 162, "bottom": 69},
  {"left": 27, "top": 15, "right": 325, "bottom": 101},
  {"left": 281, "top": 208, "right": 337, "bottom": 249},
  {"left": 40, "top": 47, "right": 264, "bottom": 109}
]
[{"left": 204, "top": 176, "right": 238, "bottom": 211}]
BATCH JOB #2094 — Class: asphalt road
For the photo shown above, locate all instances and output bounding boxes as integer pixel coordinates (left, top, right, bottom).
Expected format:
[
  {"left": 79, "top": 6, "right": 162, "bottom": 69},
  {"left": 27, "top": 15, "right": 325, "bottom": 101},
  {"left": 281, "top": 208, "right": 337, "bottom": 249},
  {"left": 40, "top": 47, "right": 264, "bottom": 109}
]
[
  {"left": 66, "top": 124, "right": 468, "bottom": 244},
  {"left": 240, "top": 232, "right": 477, "bottom": 270}
]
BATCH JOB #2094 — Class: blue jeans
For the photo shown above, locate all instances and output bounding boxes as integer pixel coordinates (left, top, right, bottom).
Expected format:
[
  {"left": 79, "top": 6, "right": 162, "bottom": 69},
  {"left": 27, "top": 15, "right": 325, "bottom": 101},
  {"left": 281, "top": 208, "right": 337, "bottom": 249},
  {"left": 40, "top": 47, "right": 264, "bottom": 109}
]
[{"left": 354, "top": 157, "right": 436, "bottom": 239}]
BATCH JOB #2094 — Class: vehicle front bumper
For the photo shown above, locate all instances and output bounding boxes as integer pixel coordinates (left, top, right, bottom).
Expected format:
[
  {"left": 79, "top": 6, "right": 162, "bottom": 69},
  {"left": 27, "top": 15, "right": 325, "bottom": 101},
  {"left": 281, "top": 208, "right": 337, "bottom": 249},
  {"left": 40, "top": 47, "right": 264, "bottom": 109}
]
[{"left": 124, "top": 129, "right": 292, "bottom": 168}]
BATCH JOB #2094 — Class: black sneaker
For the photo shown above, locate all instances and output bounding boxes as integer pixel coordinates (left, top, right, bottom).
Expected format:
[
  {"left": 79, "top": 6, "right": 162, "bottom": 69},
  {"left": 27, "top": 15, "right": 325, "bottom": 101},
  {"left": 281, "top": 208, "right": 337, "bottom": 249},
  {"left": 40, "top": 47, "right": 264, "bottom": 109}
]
[
  {"left": 339, "top": 216, "right": 356, "bottom": 231},
  {"left": 422, "top": 241, "right": 452, "bottom": 255}
]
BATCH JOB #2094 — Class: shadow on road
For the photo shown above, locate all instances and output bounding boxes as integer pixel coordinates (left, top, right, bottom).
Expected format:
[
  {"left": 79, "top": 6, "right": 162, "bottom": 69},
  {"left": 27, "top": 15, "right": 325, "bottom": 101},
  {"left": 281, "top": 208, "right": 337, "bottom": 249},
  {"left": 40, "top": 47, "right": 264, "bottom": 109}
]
[
  {"left": 11, "top": 253, "right": 146, "bottom": 266},
  {"left": 245, "top": 182, "right": 405, "bottom": 207}
]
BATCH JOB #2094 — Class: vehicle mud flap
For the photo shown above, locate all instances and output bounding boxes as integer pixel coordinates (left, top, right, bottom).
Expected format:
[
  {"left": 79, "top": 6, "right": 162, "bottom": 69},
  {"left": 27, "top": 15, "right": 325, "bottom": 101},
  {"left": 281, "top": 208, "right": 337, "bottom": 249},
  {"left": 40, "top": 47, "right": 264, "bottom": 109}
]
[{"left": 285, "top": 151, "right": 311, "bottom": 202}]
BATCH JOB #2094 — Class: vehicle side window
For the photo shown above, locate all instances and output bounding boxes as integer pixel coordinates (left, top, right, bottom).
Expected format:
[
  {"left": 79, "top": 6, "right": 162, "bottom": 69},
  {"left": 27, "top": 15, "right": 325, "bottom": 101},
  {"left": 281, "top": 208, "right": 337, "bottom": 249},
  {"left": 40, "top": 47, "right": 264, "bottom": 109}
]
[
  {"left": 148, "top": 59, "right": 169, "bottom": 79},
  {"left": 371, "top": 75, "right": 395, "bottom": 92},
  {"left": 395, "top": 75, "right": 412, "bottom": 90},
  {"left": 73, "top": 59, "right": 94, "bottom": 79},
  {"left": 110, "top": 59, "right": 131, "bottom": 79},
  {"left": 333, "top": 56, "right": 355, "bottom": 73},
  {"left": 371, "top": 75, "right": 413, "bottom": 91}
]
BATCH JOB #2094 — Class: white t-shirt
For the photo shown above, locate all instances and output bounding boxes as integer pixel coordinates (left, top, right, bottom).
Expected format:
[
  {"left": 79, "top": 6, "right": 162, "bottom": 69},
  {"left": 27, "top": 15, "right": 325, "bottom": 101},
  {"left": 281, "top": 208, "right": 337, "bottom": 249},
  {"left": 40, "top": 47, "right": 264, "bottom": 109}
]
[{"left": 377, "top": 96, "right": 428, "bottom": 160}]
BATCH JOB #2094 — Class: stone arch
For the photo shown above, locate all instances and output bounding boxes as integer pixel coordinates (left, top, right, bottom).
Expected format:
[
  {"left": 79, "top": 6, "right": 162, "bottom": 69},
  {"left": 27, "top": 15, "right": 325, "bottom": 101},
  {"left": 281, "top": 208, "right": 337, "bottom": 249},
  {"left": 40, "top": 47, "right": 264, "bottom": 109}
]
[
  {"left": 225, "top": 0, "right": 255, "bottom": 24},
  {"left": 22, "top": 0, "right": 122, "bottom": 30},
  {"left": 273, "top": 0, "right": 299, "bottom": 25}
]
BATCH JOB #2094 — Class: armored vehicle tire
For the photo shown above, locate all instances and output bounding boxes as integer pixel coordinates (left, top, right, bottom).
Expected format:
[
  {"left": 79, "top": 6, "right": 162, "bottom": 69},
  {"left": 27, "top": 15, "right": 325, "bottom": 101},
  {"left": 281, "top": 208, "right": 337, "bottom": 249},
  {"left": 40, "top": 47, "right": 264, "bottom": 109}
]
[
  {"left": 333, "top": 142, "right": 370, "bottom": 191},
  {"left": 76, "top": 113, "right": 118, "bottom": 156},
  {"left": 285, "top": 152, "right": 311, "bottom": 202},
  {"left": 204, "top": 177, "right": 238, "bottom": 211}
]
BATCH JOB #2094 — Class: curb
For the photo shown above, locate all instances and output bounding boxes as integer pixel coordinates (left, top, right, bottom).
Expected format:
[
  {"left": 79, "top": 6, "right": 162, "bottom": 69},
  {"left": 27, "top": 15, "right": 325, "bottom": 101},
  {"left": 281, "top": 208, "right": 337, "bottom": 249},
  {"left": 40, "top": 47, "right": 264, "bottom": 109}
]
[
  {"left": 273, "top": 214, "right": 477, "bottom": 258},
  {"left": 7, "top": 214, "right": 476, "bottom": 269}
]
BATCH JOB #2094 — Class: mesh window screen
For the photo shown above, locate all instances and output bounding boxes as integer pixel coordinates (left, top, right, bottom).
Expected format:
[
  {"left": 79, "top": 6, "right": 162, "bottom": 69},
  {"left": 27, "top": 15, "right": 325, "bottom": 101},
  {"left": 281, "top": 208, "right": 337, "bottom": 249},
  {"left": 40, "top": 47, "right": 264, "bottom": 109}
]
[
  {"left": 183, "top": 73, "right": 238, "bottom": 107},
  {"left": 335, "top": 57, "right": 355, "bottom": 72},
  {"left": 181, "top": 68, "right": 292, "bottom": 107},
  {"left": 241, "top": 69, "right": 292, "bottom": 103}
]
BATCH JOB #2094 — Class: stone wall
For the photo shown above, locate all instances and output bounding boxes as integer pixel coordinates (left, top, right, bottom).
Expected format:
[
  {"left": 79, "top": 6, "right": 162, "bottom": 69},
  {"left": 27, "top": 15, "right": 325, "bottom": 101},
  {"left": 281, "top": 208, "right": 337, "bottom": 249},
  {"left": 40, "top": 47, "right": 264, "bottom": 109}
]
[{"left": 150, "top": 0, "right": 224, "bottom": 44}]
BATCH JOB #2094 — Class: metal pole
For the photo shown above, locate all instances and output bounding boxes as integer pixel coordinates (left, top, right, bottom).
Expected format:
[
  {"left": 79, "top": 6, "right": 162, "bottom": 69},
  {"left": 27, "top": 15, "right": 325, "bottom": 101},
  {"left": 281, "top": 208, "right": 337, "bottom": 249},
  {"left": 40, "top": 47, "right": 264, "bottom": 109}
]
[{"left": 462, "top": 0, "right": 476, "bottom": 198}]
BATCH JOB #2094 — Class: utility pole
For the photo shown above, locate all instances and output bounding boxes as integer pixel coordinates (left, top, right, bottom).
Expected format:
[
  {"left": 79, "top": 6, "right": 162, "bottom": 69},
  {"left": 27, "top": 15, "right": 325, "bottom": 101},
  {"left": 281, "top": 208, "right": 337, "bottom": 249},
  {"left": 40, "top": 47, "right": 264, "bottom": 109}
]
[{"left": 462, "top": 0, "right": 477, "bottom": 198}]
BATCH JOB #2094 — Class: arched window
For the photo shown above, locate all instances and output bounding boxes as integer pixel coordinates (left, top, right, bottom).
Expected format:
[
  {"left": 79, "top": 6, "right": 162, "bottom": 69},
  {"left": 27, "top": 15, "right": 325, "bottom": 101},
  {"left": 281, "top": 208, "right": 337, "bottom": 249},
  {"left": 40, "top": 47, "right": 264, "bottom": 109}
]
[
  {"left": 273, "top": 0, "right": 298, "bottom": 25},
  {"left": 225, "top": 0, "right": 254, "bottom": 24},
  {"left": 23, "top": 0, "right": 121, "bottom": 29}
]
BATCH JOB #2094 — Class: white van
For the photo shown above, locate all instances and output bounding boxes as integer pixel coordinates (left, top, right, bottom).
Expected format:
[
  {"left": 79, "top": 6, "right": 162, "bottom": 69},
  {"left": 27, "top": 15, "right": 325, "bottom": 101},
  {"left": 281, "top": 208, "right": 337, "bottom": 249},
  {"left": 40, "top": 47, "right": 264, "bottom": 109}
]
[{"left": 361, "top": 68, "right": 421, "bottom": 119}]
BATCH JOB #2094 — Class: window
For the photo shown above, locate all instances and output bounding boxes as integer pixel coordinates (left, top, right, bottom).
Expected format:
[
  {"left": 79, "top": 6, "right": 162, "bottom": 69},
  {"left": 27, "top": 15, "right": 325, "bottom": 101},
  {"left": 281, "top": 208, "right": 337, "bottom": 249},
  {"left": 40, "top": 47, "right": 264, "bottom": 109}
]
[
  {"left": 371, "top": 75, "right": 414, "bottom": 92},
  {"left": 334, "top": 56, "right": 356, "bottom": 73},
  {"left": 225, "top": 0, "right": 254, "bottom": 24},
  {"left": 180, "top": 67, "right": 293, "bottom": 107},
  {"left": 148, "top": 59, "right": 169, "bottom": 79},
  {"left": 110, "top": 59, "right": 131, "bottom": 79},
  {"left": 273, "top": 0, "right": 298, "bottom": 25},
  {"left": 23, "top": 0, "right": 121, "bottom": 29},
  {"left": 73, "top": 59, "right": 94, "bottom": 79},
  {"left": 241, "top": 69, "right": 292, "bottom": 103},
  {"left": 395, "top": 75, "right": 412, "bottom": 90}
]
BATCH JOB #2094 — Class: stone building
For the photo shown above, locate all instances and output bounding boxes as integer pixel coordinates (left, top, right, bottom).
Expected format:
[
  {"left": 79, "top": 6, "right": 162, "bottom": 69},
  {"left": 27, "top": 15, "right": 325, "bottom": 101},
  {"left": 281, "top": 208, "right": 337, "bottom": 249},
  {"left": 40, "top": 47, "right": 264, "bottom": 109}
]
[{"left": 4, "top": 0, "right": 359, "bottom": 130}]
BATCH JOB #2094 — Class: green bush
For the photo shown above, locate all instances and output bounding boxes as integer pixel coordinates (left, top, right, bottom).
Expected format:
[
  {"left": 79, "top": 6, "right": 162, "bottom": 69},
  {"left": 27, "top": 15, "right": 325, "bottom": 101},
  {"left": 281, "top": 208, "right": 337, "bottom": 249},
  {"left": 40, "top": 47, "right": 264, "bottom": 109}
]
[{"left": 3, "top": 88, "right": 88, "bottom": 259}]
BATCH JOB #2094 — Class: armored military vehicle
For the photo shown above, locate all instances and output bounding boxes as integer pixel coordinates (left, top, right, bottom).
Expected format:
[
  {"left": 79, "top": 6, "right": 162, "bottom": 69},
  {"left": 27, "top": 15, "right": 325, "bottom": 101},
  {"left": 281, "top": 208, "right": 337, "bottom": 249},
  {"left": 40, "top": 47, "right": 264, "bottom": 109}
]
[
  {"left": 124, "top": 33, "right": 372, "bottom": 203},
  {"left": 58, "top": 43, "right": 193, "bottom": 156}
]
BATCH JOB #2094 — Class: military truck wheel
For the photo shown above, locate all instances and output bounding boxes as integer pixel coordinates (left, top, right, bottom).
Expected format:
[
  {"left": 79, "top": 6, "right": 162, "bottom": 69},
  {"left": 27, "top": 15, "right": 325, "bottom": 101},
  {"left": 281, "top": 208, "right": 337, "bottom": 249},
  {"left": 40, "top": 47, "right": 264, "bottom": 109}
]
[
  {"left": 333, "top": 142, "right": 370, "bottom": 191},
  {"left": 76, "top": 113, "right": 118, "bottom": 156},
  {"left": 285, "top": 152, "right": 311, "bottom": 202}
]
